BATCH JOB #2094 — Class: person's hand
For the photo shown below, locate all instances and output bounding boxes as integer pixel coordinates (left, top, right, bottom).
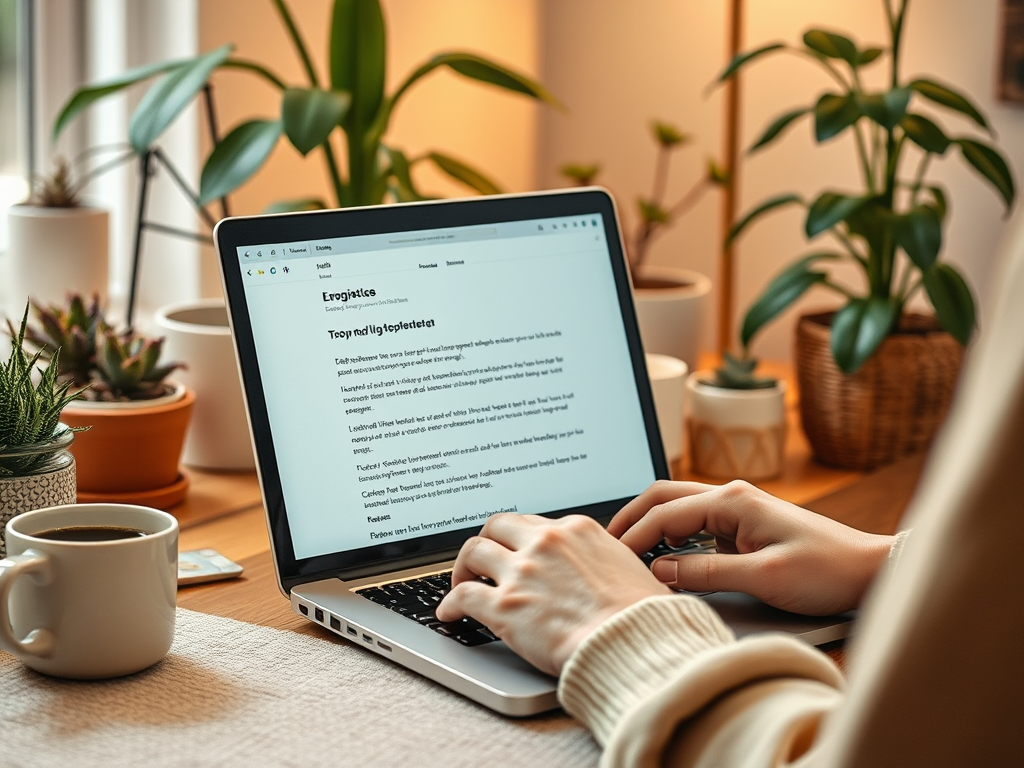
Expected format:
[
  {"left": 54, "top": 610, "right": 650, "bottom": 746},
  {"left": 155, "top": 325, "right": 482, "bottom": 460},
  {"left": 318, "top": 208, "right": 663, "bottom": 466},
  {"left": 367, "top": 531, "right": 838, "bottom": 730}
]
[
  {"left": 609, "top": 480, "right": 895, "bottom": 616},
  {"left": 435, "top": 513, "right": 671, "bottom": 676}
]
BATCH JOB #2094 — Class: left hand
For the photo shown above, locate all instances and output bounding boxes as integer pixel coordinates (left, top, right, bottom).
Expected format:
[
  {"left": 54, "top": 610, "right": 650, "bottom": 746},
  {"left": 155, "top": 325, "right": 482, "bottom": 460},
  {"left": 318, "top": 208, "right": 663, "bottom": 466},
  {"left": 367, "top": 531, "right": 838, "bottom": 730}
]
[{"left": 435, "top": 513, "right": 671, "bottom": 676}]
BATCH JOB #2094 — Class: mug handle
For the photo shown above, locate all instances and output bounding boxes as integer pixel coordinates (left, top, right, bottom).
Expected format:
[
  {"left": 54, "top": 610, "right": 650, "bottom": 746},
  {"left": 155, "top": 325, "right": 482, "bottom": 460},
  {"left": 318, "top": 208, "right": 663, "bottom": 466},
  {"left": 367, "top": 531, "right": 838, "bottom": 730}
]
[{"left": 0, "top": 549, "right": 56, "bottom": 659}]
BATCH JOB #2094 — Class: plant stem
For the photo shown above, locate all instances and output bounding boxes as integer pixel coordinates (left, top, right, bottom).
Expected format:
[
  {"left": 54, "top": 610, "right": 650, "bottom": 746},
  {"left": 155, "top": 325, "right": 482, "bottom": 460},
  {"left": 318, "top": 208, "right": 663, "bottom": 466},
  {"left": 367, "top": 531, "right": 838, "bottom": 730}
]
[
  {"left": 221, "top": 58, "right": 287, "bottom": 90},
  {"left": 271, "top": 0, "right": 320, "bottom": 87},
  {"left": 822, "top": 280, "right": 856, "bottom": 300},
  {"left": 854, "top": 122, "right": 876, "bottom": 195},
  {"left": 910, "top": 151, "right": 932, "bottom": 201},
  {"left": 793, "top": 49, "right": 851, "bottom": 90},
  {"left": 651, "top": 145, "right": 669, "bottom": 205},
  {"left": 833, "top": 228, "right": 869, "bottom": 271}
]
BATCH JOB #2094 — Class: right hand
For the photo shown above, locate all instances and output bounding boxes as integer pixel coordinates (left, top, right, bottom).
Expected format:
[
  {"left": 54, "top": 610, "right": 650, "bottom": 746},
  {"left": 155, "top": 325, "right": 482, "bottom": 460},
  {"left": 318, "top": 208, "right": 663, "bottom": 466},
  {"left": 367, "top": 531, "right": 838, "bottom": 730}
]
[{"left": 609, "top": 480, "right": 896, "bottom": 616}]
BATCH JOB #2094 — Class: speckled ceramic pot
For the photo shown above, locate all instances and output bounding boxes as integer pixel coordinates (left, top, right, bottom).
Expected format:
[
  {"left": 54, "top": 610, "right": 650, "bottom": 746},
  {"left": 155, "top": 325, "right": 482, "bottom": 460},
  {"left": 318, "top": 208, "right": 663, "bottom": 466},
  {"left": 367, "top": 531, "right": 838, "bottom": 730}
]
[{"left": 0, "top": 429, "right": 77, "bottom": 559}]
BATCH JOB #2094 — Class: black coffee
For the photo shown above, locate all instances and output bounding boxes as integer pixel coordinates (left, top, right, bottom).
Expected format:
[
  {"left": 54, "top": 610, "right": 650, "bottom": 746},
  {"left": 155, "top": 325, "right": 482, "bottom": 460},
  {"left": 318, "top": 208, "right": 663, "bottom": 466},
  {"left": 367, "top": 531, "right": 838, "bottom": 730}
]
[{"left": 34, "top": 526, "right": 148, "bottom": 542}]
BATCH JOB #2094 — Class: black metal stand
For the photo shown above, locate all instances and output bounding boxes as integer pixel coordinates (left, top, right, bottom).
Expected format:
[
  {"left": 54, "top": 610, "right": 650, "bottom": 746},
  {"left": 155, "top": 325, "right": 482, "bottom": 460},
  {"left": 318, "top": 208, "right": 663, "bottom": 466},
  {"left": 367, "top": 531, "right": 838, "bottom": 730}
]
[{"left": 124, "top": 85, "right": 228, "bottom": 329}]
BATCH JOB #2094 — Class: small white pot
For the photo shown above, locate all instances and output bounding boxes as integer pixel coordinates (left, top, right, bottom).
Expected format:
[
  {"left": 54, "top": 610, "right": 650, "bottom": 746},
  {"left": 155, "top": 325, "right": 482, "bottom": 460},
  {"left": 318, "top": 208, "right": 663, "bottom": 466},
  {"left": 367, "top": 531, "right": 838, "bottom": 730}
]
[
  {"left": 632, "top": 265, "right": 711, "bottom": 372},
  {"left": 7, "top": 205, "right": 109, "bottom": 309},
  {"left": 686, "top": 371, "right": 786, "bottom": 481},
  {"left": 154, "top": 299, "right": 255, "bottom": 470},
  {"left": 645, "top": 353, "right": 688, "bottom": 469}
]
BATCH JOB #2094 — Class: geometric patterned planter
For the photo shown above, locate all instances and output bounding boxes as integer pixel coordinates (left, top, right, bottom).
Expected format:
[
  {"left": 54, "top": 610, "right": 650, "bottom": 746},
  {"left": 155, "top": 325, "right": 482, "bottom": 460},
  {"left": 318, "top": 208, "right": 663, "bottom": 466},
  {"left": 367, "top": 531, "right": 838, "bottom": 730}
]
[{"left": 0, "top": 456, "right": 77, "bottom": 558}]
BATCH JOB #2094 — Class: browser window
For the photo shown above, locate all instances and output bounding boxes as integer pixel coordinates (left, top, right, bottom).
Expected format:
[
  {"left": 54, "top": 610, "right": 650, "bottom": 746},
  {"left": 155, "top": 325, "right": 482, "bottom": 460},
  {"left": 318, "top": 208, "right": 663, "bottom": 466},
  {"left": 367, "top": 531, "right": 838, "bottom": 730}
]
[{"left": 238, "top": 214, "right": 655, "bottom": 560}]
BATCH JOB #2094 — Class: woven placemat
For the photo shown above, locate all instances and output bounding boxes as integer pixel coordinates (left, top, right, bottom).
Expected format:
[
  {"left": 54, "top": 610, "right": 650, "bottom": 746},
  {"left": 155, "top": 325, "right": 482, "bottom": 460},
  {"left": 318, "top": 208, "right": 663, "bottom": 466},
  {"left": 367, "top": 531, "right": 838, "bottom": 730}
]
[{"left": 0, "top": 609, "right": 597, "bottom": 767}]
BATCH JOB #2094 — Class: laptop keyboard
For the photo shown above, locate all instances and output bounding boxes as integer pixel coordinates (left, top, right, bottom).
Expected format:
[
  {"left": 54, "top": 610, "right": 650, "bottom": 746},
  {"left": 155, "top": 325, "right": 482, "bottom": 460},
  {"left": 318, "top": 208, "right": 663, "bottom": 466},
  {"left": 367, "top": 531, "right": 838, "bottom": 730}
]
[{"left": 354, "top": 534, "right": 718, "bottom": 646}]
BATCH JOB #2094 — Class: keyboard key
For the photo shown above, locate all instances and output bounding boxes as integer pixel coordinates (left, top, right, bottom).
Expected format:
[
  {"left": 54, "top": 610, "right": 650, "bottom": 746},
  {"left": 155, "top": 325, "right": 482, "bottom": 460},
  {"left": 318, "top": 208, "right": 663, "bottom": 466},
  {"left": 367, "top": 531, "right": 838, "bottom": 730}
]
[{"left": 455, "top": 630, "right": 494, "bottom": 646}]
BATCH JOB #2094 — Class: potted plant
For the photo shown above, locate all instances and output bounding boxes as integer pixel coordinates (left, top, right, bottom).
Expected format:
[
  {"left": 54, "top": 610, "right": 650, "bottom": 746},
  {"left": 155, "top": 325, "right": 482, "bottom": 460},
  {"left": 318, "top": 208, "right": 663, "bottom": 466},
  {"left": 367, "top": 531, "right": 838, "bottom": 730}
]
[
  {"left": 561, "top": 121, "right": 722, "bottom": 370},
  {"left": 17, "top": 294, "right": 194, "bottom": 509},
  {"left": 0, "top": 305, "right": 84, "bottom": 557},
  {"left": 687, "top": 352, "right": 786, "bottom": 481},
  {"left": 720, "top": 0, "right": 1015, "bottom": 469},
  {"left": 7, "top": 159, "right": 109, "bottom": 311}
]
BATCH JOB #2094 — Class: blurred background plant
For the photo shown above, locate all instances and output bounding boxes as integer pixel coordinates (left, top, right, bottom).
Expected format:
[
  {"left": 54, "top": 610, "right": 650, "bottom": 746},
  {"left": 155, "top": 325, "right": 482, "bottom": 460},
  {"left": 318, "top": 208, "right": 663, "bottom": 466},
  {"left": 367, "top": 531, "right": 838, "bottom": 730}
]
[{"left": 561, "top": 120, "right": 726, "bottom": 276}]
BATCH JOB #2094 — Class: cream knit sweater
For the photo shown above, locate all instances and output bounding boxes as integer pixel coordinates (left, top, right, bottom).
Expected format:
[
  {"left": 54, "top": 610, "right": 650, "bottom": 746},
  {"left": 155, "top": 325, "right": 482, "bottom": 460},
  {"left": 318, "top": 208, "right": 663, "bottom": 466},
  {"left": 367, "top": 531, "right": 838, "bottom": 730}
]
[{"left": 556, "top": 225, "right": 1024, "bottom": 765}]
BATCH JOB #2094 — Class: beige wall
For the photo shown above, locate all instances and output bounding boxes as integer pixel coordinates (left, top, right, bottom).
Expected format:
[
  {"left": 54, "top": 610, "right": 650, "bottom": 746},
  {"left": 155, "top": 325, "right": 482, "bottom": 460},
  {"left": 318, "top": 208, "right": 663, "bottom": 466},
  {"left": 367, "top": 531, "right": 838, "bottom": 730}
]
[
  {"left": 198, "top": 1, "right": 1023, "bottom": 362},
  {"left": 538, "top": 0, "right": 1024, "bottom": 362}
]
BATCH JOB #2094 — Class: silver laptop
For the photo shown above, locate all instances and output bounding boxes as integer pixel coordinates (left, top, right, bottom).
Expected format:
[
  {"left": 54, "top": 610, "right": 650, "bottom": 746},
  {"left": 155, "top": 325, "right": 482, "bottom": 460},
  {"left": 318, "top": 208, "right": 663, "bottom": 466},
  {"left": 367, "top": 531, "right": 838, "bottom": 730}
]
[{"left": 214, "top": 189, "right": 852, "bottom": 717}]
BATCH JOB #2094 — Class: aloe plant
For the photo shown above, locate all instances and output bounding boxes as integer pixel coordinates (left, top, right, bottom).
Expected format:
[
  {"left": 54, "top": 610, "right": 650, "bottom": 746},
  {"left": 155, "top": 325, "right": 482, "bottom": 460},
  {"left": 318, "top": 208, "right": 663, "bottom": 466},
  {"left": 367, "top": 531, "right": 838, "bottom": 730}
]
[
  {"left": 0, "top": 305, "right": 84, "bottom": 476},
  {"left": 561, "top": 120, "right": 725, "bottom": 272},
  {"left": 722, "top": 0, "right": 1016, "bottom": 374},
  {"left": 12, "top": 294, "right": 103, "bottom": 387},
  {"left": 54, "top": 0, "right": 558, "bottom": 213},
  {"left": 92, "top": 329, "right": 183, "bottom": 401}
]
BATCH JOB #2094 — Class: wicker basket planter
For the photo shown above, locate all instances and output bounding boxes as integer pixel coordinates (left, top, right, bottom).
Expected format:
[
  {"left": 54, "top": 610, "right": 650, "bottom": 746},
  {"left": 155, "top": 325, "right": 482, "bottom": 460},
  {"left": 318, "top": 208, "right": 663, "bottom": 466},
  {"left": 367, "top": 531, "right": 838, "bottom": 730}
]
[{"left": 795, "top": 312, "right": 964, "bottom": 470}]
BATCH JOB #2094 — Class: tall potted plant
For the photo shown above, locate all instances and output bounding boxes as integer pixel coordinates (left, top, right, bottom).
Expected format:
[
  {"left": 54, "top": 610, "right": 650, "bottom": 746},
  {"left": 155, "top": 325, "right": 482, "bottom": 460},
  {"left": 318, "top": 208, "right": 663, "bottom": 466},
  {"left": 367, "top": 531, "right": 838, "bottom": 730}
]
[
  {"left": 17, "top": 295, "right": 193, "bottom": 509},
  {"left": 0, "top": 305, "right": 84, "bottom": 557},
  {"left": 561, "top": 122, "right": 722, "bottom": 370},
  {"left": 7, "top": 159, "right": 109, "bottom": 311},
  {"left": 721, "top": 0, "right": 1015, "bottom": 469}
]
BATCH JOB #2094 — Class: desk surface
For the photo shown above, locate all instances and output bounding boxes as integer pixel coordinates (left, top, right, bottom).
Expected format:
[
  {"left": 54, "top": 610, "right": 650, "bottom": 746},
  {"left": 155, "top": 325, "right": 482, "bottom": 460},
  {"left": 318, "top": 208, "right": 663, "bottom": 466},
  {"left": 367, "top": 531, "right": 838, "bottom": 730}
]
[{"left": 174, "top": 362, "right": 928, "bottom": 642}]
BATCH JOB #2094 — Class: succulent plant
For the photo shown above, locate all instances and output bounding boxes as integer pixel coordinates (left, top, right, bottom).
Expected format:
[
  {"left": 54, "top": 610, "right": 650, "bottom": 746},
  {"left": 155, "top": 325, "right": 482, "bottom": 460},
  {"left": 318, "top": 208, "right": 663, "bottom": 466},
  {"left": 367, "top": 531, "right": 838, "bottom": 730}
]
[
  {"left": 11, "top": 294, "right": 103, "bottom": 388},
  {"left": 0, "top": 304, "right": 85, "bottom": 476},
  {"left": 28, "top": 157, "right": 81, "bottom": 208},
  {"left": 92, "top": 328, "right": 184, "bottom": 401},
  {"left": 708, "top": 351, "right": 779, "bottom": 390},
  {"left": 15, "top": 293, "right": 184, "bottom": 402}
]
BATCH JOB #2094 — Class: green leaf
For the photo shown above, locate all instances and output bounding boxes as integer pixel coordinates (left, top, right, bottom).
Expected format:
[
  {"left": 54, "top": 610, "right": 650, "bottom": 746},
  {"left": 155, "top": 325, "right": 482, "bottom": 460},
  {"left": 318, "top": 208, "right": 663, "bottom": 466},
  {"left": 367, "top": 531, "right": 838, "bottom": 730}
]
[
  {"left": 262, "top": 198, "right": 327, "bottom": 214},
  {"left": 426, "top": 152, "right": 502, "bottom": 195},
  {"left": 560, "top": 163, "right": 601, "bottom": 186},
  {"left": 844, "top": 196, "right": 890, "bottom": 258},
  {"left": 856, "top": 88, "right": 911, "bottom": 130},
  {"left": 926, "top": 185, "right": 948, "bottom": 221},
  {"left": 435, "top": 52, "right": 560, "bottom": 106},
  {"left": 281, "top": 87, "right": 350, "bottom": 156},
  {"left": 814, "top": 93, "right": 861, "bottom": 142},
  {"left": 200, "top": 119, "right": 282, "bottom": 205},
  {"left": 716, "top": 43, "right": 786, "bottom": 82},
  {"left": 741, "top": 253, "right": 841, "bottom": 347},
  {"left": 909, "top": 78, "right": 990, "bottom": 132},
  {"left": 330, "top": 0, "right": 386, "bottom": 135},
  {"left": 900, "top": 113, "right": 951, "bottom": 154},
  {"left": 923, "top": 263, "right": 975, "bottom": 345},
  {"left": 803, "top": 29, "right": 859, "bottom": 66},
  {"left": 955, "top": 138, "right": 1016, "bottom": 209},
  {"left": 637, "top": 199, "right": 670, "bottom": 224},
  {"left": 651, "top": 121, "right": 688, "bottom": 147},
  {"left": 53, "top": 57, "right": 189, "bottom": 142},
  {"left": 857, "top": 47, "right": 885, "bottom": 66},
  {"left": 749, "top": 108, "right": 810, "bottom": 153},
  {"left": 830, "top": 297, "right": 899, "bottom": 373},
  {"left": 727, "top": 193, "right": 804, "bottom": 244},
  {"left": 893, "top": 205, "right": 942, "bottom": 270},
  {"left": 805, "top": 191, "right": 870, "bottom": 238},
  {"left": 129, "top": 45, "right": 232, "bottom": 154},
  {"left": 382, "top": 146, "right": 429, "bottom": 202}
]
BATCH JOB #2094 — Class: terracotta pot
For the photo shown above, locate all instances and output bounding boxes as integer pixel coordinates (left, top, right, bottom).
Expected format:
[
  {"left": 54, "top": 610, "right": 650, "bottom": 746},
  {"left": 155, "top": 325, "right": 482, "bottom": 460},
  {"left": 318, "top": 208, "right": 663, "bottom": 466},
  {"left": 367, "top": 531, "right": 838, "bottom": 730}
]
[
  {"left": 632, "top": 266, "right": 711, "bottom": 372},
  {"left": 795, "top": 312, "right": 963, "bottom": 470},
  {"left": 60, "top": 385, "right": 195, "bottom": 508}
]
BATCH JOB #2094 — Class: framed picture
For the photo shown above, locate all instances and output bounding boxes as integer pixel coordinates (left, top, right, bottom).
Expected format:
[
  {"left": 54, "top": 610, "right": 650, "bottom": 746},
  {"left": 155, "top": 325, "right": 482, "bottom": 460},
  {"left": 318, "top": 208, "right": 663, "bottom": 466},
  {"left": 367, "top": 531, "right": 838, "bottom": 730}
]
[{"left": 998, "top": 0, "right": 1024, "bottom": 103}]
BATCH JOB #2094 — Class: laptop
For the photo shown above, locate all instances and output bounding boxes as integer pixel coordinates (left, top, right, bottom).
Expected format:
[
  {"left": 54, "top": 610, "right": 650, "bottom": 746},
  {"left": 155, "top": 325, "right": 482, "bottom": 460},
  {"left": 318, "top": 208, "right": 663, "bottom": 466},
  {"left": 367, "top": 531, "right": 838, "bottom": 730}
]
[{"left": 214, "top": 188, "right": 852, "bottom": 717}]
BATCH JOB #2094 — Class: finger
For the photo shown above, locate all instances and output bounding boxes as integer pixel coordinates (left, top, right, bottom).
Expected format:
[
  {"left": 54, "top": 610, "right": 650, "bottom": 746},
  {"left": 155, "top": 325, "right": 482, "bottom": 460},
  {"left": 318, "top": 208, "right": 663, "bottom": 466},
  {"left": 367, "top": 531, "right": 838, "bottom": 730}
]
[
  {"left": 477, "top": 511, "right": 546, "bottom": 550},
  {"left": 436, "top": 579, "right": 495, "bottom": 624},
  {"left": 608, "top": 480, "right": 718, "bottom": 539},
  {"left": 619, "top": 485, "right": 744, "bottom": 555},
  {"left": 450, "top": 536, "right": 513, "bottom": 587},
  {"left": 650, "top": 552, "right": 761, "bottom": 594}
]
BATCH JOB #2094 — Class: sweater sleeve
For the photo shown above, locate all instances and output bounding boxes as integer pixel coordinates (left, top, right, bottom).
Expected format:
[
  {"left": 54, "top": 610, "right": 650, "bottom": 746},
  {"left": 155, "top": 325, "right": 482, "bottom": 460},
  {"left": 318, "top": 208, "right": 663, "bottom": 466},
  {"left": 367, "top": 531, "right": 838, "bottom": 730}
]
[{"left": 558, "top": 594, "right": 845, "bottom": 767}]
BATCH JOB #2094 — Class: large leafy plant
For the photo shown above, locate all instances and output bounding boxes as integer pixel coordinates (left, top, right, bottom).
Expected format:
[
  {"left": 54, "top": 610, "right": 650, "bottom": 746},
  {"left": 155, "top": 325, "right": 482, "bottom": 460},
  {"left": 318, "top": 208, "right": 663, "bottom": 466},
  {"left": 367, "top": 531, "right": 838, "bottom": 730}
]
[
  {"left": 54, "top": 0, "right": 557, "bottom": 213},
  {"left": 722, "top": 0, "right": 1015, "bottom": 373}
]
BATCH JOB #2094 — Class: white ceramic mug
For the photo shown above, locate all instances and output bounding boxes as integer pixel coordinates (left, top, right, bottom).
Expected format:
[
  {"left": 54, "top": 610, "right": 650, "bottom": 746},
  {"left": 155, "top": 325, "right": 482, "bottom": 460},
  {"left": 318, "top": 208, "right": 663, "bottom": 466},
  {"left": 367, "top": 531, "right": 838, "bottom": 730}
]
[
  {"left": 0, "top": 503, "right": 177, "bottom": 679},
  {"left": 645, "top": 353, "right": 689, "bottom": 466}
]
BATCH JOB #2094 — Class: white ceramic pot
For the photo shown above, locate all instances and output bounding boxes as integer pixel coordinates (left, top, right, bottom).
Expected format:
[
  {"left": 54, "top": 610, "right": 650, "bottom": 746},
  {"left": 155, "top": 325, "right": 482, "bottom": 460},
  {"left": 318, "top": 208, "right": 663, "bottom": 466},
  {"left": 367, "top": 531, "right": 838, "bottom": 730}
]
[
  {"left": 632, "top": 265, "right": 711, "bottom": 373},
  {"left": 645, "top": 353, "right": 688, "bottom": 470},
  {"left": 154, "top": 299, "right": 255, "bottom": 470},
  {"left": 686, "top": 371, "right": 786, "bottom": 481},
  {"left": 7, "top": 205, "right": 109, "bottom": 310}
]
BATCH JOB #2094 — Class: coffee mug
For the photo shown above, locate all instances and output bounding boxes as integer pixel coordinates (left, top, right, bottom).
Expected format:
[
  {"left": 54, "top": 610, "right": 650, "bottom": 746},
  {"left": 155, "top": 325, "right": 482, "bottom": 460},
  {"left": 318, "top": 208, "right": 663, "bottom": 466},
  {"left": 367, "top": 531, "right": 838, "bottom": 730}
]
[{"left": 0, "top": 503, "right": 177, "bottom": 679}]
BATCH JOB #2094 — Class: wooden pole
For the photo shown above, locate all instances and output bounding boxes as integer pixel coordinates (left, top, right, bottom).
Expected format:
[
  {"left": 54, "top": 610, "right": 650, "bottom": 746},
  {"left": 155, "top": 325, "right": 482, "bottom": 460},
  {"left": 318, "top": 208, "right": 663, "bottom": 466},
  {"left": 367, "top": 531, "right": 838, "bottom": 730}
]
[{"left": 718, "top": 0, "right": 744, "bottom": 354}]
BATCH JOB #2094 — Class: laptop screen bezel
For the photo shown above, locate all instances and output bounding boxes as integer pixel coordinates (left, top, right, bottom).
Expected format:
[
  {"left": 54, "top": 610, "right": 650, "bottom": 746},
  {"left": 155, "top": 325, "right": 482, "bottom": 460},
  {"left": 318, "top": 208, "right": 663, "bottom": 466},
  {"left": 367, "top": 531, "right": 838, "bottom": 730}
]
[{"left": 214, "top": 188, "right": 670, "bottom": 594}]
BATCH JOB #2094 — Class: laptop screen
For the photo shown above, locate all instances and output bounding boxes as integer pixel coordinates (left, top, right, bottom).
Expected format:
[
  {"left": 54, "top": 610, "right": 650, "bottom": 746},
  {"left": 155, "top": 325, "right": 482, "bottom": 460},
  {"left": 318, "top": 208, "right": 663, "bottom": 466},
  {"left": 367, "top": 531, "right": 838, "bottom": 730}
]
[{"left": 216, "top": 190, "right": 668, "bottom": 587}]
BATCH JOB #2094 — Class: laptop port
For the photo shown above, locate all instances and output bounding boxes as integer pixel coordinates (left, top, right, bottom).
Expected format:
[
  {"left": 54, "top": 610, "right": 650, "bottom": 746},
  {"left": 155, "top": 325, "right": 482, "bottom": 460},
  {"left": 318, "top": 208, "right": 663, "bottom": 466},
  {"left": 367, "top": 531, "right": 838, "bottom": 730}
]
[
  {"left": 347, "top": 625, "right": 357, "bottom": 637},
  {"left": 298, "top": 603, "right": 308, "bottom": 616},
  {"left": 377, "top": 642, "right": 392, "bottom": 653},
  {"left": 314, "top": 607, "right": 324, "bottom": 623},
  {"left": 362, "top": 633, "right": 373, "bottom": 644},
  {"left": 330, "top": 616, "right": 341, "bottom": 631}
]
